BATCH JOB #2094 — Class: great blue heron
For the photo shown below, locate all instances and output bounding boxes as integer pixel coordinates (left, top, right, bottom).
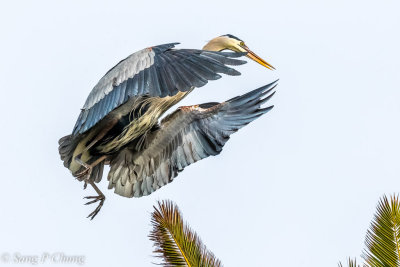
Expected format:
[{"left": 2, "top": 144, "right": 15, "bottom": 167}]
[{"left": 58, "top": 34, "right": 277, "bottom": 219}]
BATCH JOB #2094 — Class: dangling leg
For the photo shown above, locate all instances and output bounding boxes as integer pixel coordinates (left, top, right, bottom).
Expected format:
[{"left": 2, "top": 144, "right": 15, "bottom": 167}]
[
  {"left": 84, "top": 179, "right": 106, "bottom": 220},
  {"left": 76, "top": 155, "right": 108, "bottom": 182}
]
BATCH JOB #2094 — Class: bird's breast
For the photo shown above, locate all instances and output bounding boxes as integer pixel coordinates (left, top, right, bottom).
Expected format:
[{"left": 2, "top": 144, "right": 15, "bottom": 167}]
[{"left": 98, "top": 91, "right": 190, "bottom": 153}]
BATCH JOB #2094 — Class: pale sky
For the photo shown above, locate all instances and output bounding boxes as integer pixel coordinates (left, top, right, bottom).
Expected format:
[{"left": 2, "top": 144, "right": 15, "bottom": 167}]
[{"left": 0, "top": 0, "right": 399, "bottom": 266}]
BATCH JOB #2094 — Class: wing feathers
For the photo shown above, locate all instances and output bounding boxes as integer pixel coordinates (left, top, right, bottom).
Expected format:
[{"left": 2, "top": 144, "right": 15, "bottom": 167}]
[
  {"left": 107, "top": 81, "right": 277, "bottom": 198},
  {"left": 72, "top": 44, "right": 247, "bottom": 135}
]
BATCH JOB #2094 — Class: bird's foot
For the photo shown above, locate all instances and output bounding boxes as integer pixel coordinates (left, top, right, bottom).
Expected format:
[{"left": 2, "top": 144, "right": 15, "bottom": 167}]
[{"left": 84, "top": 194, "right": 105, "bottom": 220}]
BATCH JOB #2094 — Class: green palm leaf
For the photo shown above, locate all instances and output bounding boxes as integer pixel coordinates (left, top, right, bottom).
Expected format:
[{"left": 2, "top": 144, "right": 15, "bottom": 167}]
[
  {"left": 149, "top": 200, "right": 222, "bottom": 267},
  {"left": 338, "top": 258, "right": 360, "bottom": 267},
  {"left": 362, "top": 195, "right": 400, "bottom": 267}
]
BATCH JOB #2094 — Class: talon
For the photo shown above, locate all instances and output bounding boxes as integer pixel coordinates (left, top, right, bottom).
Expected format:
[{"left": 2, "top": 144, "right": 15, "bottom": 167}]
[
  {"left": 83, "top": 196, "right": 98, "bottom": 199},
  {"left": 85, "top": 199, "right": 100, "bottom": 205},
  {"left": 83, "top": 193, "right": 105, "bottom": 220},
  {"left": 87, "top": 200, "right": 104, "bottom": 220}
]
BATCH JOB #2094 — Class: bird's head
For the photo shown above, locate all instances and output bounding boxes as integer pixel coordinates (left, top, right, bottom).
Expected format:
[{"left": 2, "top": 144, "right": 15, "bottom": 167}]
[{"left": 203, "top": 34, "right": 275, "bottom": 70}]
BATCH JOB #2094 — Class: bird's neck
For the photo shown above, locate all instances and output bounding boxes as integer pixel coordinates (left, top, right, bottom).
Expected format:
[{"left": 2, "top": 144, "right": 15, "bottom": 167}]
[
  {"left": 202, "top": 43, "right": 224, "bottom": 52},
  {"left": 202, "top": 37, "right": 227, "bottom": 51}
]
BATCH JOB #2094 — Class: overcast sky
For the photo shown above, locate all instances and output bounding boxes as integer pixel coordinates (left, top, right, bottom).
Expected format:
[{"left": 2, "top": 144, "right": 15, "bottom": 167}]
[{"left": 0, "top": 0, "right": 399, "bottom": 266}]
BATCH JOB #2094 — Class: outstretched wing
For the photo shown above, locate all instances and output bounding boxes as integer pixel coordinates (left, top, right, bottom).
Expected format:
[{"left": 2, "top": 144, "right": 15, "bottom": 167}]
[
  {"left": 72, "top": 43, "right": 247, "bottom": 135},
  {"left": 107, "top": 80, "right": 277, "bottom": 198}
]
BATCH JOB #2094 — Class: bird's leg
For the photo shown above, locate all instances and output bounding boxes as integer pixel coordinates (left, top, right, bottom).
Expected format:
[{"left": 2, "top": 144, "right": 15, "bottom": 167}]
[
  {"left": 76, "top": 155, "right": 108, "bottom": 182},
  {"left": 74, "top": 120, "right": 117, "bottom": 181},
  {"left": 74, "top": 157, "right": 92, "bottom": 186},
  {"left": 79, "top": 156, "right": 108, "bottom": 190},
  {"left": 84, "top": 180, "right": 106, "bottom": 220}
]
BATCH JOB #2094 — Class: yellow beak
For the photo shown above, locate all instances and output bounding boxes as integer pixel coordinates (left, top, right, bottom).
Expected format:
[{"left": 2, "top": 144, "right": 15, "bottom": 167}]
[{"left": 241, "top": 45, "right": 275, "bottom": 70}]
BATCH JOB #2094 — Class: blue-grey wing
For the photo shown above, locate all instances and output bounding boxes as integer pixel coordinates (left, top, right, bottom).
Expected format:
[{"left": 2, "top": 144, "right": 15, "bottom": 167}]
[
  {"left": 72, "top": 43, "right": 247, "bottom": 135},
  {"left": 107, "top": 81, "right": 277, "bottom": 198}
]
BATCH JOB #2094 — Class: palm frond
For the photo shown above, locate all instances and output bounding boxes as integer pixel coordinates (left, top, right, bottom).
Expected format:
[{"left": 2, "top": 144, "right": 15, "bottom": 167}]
[
  {"left": 362, "top": 194, "right": 400, "bottom": 267},
  {"left": 338, "top": 258, "right": 360, "bottom": 267},
  {"left": 149, "top": 200, "right": 222, "bottom": 267}
]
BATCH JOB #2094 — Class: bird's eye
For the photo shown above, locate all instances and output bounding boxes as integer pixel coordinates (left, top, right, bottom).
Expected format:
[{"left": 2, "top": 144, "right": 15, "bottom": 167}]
[{"left": 240, "top": 41, "right": 245, "bottom": 46}]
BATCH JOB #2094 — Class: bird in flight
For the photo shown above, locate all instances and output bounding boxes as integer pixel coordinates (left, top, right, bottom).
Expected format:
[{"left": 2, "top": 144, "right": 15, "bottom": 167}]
[{"left": 58, "top": 34, "right": 277, "bottom": 219}]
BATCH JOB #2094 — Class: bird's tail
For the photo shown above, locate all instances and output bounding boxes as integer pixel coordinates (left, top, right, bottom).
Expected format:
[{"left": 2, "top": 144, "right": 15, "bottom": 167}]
[{"left": 58, "top": 135, "right": 75, "bottom": 168}]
